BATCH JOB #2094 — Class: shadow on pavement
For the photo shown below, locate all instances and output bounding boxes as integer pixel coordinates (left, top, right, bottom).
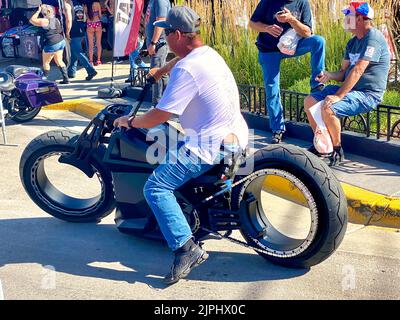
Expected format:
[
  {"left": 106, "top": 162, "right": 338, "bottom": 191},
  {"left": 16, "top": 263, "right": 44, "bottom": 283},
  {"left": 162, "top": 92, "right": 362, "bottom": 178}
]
[
  {"left": 4, "top": 117, "right": 89, "bottom": 128},
  {"left": 0, "top": 217, "right": 309, "bottom": 289}
]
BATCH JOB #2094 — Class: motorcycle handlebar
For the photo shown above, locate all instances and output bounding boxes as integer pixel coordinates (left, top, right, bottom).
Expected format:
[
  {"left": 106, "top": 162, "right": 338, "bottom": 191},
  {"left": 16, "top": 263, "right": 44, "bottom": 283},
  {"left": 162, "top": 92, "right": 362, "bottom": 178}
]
[{"left": 112, "top": 80, "right": 153, "bottom": 133}]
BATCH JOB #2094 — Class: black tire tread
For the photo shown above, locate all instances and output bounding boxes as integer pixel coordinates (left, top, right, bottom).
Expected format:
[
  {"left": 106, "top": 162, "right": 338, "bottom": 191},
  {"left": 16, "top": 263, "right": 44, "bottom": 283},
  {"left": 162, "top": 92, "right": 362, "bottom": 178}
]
[
  {"left": 235, "top": 144, "right": 347, "bottom": 268},
  {"left": 19, "top": 130, "right": 115, "bottom": 223},
  {"left": 10, "top": 107, "right": 41, "bottom": 123}
]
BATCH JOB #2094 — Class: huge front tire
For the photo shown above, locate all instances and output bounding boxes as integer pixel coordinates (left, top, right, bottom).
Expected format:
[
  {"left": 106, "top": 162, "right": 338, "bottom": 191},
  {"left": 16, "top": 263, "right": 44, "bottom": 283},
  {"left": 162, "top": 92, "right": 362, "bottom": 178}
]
[
  {"left": 233, "top": 144, "right": 348, "bottom": 268},
  {"left": 19, "top": 130, "right": 115, "bottom": 222}
]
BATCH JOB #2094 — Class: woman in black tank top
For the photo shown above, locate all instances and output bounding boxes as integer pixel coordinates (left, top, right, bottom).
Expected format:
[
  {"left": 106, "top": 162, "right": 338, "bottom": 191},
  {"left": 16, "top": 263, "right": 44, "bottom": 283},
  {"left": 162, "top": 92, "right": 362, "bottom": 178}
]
[{"left": 29, "top": 4, "right": 70, "bottom": 84}]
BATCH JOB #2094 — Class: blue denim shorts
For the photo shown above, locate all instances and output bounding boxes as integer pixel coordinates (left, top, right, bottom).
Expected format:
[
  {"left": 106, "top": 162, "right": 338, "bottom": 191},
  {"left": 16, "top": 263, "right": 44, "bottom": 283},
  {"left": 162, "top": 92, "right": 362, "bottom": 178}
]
[
  {"left": 43, "top": 39, "right": 66, "bottom": 53},
  {"left": 310, "top": 85, "right": 382, "bottom": 118}
]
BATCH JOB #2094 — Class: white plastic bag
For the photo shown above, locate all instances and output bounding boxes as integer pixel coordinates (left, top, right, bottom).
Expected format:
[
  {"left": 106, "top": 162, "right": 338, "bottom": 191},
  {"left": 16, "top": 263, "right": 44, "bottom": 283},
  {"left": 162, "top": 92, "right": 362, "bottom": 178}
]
[
  {"left": 277, "top": 28, "right": 301, "bottom": 56},
  {"left": 309, "top": 102, "right": 333, "bottom": 154}
]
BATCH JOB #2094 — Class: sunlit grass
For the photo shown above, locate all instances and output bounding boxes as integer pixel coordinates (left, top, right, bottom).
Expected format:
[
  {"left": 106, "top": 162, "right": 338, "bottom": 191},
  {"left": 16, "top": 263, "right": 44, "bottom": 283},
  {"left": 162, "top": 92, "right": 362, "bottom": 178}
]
[
  {"left": 179, "top": 0, "right": 400, "bottom": 134},
  {"left": 186, "top": 0, "right": 398, "bottom": 92}
]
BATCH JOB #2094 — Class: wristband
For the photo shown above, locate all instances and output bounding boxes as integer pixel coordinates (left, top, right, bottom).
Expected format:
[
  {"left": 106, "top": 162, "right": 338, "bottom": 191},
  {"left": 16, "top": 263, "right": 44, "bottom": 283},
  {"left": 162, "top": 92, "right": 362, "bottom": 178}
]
[{"left": 151, "top": 41, "right": 157, "bottom": 46}]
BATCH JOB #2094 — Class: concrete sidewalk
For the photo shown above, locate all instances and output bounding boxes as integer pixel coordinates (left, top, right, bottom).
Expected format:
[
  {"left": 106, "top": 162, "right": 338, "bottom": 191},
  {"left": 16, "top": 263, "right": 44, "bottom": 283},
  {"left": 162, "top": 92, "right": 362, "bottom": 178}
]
[{"left": 2, "top": 56, "right": 399, "bottom": 228}]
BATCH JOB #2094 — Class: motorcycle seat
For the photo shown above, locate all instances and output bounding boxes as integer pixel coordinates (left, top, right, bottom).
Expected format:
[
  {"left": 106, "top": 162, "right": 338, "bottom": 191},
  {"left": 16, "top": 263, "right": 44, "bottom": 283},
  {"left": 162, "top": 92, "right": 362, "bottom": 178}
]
[
  {"left": 0, "top": 72, "right": 15, "bottom": 92},
  {"left": 5, "top": 65, "right": 33, "bottom": 79}
]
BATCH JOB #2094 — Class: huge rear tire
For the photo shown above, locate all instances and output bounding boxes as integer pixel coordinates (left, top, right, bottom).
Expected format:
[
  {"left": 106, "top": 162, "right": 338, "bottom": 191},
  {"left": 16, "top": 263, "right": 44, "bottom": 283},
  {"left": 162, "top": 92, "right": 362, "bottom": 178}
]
[
  {"left": 19, "top": 130, "right": 115, "bottom": 222},
  {"left": 233, "top": 144, "right": 348, "bottom": 268}
]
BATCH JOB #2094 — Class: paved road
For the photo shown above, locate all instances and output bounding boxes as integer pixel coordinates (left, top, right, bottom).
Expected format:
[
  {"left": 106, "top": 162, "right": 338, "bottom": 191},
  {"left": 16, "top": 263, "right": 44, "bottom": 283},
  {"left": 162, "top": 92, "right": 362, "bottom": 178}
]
[{"left": 0, "top": 110, "right": 399, "bottom": 300}]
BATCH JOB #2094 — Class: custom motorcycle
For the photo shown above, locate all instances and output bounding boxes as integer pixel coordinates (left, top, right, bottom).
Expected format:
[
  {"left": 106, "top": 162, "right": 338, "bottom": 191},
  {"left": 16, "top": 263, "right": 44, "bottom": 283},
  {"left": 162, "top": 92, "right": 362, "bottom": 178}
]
[
  {"left": 0, "top": 65, "right": 63, "bottom": 122},
  {"left": 19, "top": 84, "right": 348, "bottom": 268}
]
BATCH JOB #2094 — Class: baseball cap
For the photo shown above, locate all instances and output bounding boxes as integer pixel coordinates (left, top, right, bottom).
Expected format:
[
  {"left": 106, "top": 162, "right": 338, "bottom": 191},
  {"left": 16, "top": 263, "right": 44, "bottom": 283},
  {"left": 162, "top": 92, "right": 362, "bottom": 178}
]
[
  {"left": 153, "top": 6, "right": 201, "bottom": 32},
  {"left": 342, "top": 2, "right": 374, "bottom": 19}
]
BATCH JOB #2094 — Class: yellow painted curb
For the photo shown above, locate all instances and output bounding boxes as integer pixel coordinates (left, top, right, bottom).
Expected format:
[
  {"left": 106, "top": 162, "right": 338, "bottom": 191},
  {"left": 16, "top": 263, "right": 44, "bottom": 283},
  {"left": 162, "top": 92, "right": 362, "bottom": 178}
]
[
  {"left": 44, "top": 99, "right": 400, "bottom": 229},
  {"left": 43, "top": 99, "right": 105, "bottom": 119},
  {"left": 262, "top": 177, "right": 400, "bottom": 229},
  {"left": 342, "top": 184, "right": 400, "bottom": 229}
]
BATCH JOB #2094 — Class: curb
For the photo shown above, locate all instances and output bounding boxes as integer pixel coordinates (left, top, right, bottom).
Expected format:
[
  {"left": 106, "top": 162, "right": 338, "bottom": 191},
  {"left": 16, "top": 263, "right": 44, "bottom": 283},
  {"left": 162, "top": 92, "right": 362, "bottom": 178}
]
[
  {"left": 43, "top": 98, "right": 106, "bottom": 119},
  {"left": 342, "top": 184, "right": 400, "bottom": 229},
  {"left": 43, "top": 99, "right": 400, "bottom": 229},
  {"left": 264, "top": 175, "right": 400, "bottom": 229}
]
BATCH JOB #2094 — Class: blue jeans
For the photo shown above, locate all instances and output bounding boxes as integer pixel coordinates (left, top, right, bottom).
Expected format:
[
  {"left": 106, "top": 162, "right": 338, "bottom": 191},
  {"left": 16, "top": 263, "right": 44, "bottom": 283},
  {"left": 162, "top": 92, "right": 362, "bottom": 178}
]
[
  {"left": 310, "top": 85, "right": 382, "bottom": 118},
  {"left": 143, "top": 145, "right": 213, "bottom": 251},
  {"left": 68, "top": 36, "right": 96, "bottom": 76},
  {"left": 128, "top": 40, "right": 147, "bottom": 80},
  {"left": 258, "top": 35, "right": 326, "bottom": 133},
  {"left": 150, "top": 43, "right": 169, "bottom": 105}
]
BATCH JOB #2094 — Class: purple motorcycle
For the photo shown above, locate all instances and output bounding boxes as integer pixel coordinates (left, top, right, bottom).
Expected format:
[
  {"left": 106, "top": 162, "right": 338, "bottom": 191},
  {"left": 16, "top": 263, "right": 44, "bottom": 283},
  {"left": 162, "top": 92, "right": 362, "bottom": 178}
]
[{"left": 0, "top": 65, "right": 63, "bottom": 123}]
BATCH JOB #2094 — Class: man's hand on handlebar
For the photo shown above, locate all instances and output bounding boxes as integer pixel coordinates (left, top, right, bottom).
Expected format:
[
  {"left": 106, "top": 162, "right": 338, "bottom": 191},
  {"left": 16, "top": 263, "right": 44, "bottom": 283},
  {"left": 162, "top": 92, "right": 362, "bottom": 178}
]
[
  {"left": 113, "top": 116, "right": 134, "bottom": 129},
  {"left": 146, "top": 57, "right": 181, "bottom": 84},
  {"left": 147, "top": 67, "right": 162, "bottom": 82}
]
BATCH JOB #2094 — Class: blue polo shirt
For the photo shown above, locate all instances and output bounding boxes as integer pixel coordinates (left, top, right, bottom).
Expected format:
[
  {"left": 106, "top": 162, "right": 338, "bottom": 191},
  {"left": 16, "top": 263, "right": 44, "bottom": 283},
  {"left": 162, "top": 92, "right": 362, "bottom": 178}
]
[{"left": 251, "top": 0, "right": 313, "bottom": 52}]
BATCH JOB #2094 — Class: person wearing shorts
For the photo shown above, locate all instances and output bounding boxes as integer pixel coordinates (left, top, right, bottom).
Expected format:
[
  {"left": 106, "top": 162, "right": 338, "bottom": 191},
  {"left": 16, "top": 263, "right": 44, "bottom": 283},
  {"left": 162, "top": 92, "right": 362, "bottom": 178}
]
[
  {"left": 30, "top": 4, "right": 70, "bottom": 84},
  {"left": 303, "top": 2, "right": 390, "bottom": 166},
  {"left": 85, "top": 1, "right": 102, "bottom": 66}
]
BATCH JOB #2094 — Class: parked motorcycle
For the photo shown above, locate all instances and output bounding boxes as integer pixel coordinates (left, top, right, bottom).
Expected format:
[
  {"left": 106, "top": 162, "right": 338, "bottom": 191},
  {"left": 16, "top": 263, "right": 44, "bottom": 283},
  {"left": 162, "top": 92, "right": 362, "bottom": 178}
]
[
  {"left": 19, "top": 84, "right": 348, "bottom": 269},
  {"left": 0, "top": 65, "right": 63, "bottom": 123}
]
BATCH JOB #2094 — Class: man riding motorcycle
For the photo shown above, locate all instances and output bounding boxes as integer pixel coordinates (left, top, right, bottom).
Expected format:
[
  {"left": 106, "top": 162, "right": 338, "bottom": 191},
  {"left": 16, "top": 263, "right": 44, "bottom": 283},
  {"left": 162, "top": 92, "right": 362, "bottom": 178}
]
[{"left": 113, "top": 6, "right": 249, "bottom": 285}]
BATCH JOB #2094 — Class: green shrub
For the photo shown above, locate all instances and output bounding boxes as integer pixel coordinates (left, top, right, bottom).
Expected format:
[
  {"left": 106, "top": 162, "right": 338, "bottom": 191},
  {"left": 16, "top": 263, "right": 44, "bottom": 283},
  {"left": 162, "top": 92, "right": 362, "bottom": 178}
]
[
  {"left": 383, "top": 90, "right": 400, "bottom": 107},
  {"left": 286, "top": 78, "right": 311, "bottom": 93}
]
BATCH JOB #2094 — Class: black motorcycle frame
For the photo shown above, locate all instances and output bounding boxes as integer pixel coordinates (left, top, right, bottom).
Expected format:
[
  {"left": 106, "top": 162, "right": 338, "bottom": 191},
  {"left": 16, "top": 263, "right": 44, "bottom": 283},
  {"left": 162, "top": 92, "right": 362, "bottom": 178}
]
[{"left": 59, "top": 93, "right": 251, "bottom": 242}]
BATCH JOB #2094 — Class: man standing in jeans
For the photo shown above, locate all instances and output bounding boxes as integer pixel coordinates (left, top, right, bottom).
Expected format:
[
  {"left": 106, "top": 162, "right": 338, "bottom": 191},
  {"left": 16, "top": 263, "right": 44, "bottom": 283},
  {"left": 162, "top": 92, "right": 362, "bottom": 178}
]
[
  {"left": 145, "top": 0, "right": 171, "bottom": 105},
  {"left": 250, "top": 0, "right": 326, "bottom": 144},
  {"left": 67, "top": 0, "right": 97, "bottom": 81}
]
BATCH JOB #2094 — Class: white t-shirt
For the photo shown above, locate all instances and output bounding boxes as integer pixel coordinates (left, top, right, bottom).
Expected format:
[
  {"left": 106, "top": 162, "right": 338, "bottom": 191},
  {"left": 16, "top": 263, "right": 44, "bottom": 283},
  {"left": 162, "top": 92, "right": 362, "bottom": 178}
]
[{"left": 156, "top": 46, "right": 249, "bottom": 164}]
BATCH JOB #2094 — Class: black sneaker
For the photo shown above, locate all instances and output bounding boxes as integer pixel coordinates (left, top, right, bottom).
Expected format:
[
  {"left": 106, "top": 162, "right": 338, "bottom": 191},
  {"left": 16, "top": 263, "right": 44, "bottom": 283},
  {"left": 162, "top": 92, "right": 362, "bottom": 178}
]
[
  {"left": 164, "top": 238, "right": 209, "bottom": 285},
  {"left": 329, "top": 146, "right": 344, "bottom": 166},
  {"left": 271, "top": 131, "right": 283, "bottom": 144},
  {"left": 86, "top": 71, "right": 98, "bottom": 81},
  {"left": 68, "top": 73, "right": 76, "bottom": 79},
  {"left": 59, "top": 79, "right": 70, "bottom": 84},
  {"left": 307, "top": 145, "right": 331, "bottom": 158}
]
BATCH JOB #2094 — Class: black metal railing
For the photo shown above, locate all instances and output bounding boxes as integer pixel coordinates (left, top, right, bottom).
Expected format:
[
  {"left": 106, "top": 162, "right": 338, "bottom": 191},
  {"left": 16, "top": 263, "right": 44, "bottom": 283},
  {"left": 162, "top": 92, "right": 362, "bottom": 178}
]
[
  {"left": 389, "top": 58, "right": 399, "bottom": 84},
  {"left": 238, "top": 84, "right": 400, "bottom": 142}
]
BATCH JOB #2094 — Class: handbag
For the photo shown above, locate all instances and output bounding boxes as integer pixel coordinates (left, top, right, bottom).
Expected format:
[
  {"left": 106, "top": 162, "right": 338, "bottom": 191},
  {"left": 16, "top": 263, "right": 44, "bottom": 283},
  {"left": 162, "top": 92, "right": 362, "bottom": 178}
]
[{"left": 309, "top": 102, "right": 333, "bottom": 154}]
